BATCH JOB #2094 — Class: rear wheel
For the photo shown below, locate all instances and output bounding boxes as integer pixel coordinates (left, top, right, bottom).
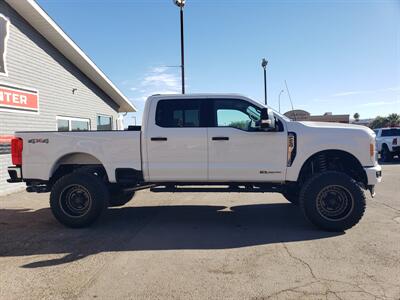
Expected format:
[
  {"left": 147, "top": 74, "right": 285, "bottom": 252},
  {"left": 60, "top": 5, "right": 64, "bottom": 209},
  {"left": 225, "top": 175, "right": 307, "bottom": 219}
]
[
  {"left": 108, "top": 187, "right": 135, "bottom": 207},
  {"left": 50, "top": 172, "right": 109, "bottom": 228},
  {"left": 299, "top": 171, "right": 366, "bottom": 232}
]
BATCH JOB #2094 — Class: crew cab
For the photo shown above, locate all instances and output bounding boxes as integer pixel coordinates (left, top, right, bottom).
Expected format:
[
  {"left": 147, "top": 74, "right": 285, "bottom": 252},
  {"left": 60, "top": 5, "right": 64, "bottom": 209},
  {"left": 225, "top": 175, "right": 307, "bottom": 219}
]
[
  {"left": 374, "top": 127, "right": 400, "bottom": 162},
  {"left": 8, "top": 94, "right": 382, "bottom": 231}
]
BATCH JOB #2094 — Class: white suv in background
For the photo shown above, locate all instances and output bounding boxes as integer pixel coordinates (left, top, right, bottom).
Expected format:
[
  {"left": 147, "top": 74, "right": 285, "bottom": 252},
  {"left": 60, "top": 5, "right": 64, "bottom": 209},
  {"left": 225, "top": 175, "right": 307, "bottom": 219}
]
[{"left": 374, "top": 127, "right": 400, "bottom": 162}]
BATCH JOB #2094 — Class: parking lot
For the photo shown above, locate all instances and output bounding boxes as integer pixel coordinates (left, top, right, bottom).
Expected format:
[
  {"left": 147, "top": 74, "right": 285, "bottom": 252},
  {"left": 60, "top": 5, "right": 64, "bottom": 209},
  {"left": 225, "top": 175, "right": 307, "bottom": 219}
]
[{"left": 0, "top": 163, "right": 399, "bottom": 300}]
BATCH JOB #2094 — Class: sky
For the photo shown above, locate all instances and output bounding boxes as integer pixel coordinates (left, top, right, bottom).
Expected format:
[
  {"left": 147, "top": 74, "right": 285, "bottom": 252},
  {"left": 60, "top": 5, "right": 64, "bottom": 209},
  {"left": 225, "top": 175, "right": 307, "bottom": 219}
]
[{"left": 36, "top": 0, "right": 400, "bottom": 125}]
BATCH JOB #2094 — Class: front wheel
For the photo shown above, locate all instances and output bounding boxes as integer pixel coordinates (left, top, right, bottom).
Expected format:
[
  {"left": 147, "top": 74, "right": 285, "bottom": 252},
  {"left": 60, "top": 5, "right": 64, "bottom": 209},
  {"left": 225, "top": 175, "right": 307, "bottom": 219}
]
[
  {"left": 299, "top": 171, "right": 366, "bottom": 232},
  {"left": 50, "top": 172, "right": 109, "bottom": 228}
]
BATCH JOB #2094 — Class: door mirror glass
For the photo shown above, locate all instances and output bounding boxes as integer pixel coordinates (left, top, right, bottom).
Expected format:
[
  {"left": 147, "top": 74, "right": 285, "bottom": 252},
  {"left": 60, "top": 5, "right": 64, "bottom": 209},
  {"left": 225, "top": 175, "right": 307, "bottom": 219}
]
[{"left": 260, "top": 108, "right": 275, "bottom": 130}]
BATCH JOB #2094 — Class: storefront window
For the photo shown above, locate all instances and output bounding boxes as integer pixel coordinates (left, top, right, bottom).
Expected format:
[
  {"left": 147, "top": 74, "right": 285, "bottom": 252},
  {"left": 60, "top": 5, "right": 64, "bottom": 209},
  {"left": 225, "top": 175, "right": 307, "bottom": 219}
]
[
  {"left": 97, "top": 115, "right": 112, "bottom": 131},
  {"left": 56, "top": 116, "right": 90, "bottom": 131},
  {"left": 57, "top": 119, "right": 69, "bottom": 132},
  {"left": 71, "top": 120, "right": 89, "bottom": 131}
]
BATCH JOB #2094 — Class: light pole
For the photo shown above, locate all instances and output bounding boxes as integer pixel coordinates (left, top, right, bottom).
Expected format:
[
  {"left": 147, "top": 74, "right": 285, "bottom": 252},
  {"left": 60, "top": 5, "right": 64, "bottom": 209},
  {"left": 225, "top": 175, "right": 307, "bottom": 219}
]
[
  {"left": 278, "top": 89, "right": 284, "bottom": 113},
  {"left": 173, "top": 0, "right": 186, "bottom": 94},
  {"left": 261, "top": 58, "right": 268, "bottom": 105}
]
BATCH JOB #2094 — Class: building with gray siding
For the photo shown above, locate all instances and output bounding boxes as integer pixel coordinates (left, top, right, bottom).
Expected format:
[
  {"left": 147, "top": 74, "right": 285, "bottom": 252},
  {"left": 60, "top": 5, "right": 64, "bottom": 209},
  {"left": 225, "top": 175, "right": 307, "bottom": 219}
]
[{"left": 0, "top": 0, "right": 136, "bottom": 195}]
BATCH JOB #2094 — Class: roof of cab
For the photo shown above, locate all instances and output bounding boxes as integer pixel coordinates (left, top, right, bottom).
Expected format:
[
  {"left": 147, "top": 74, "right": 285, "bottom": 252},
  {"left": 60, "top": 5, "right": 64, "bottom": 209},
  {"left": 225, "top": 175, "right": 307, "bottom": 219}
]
[{"left": 149, "top": 93, "right": 250, "bottom": 99}]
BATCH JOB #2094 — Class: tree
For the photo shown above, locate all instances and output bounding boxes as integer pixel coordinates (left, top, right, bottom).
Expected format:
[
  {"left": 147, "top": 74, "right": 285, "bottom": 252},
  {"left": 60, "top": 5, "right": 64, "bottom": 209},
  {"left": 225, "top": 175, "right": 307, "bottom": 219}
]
[
  {"left": 353, "top": 113, "right": 360, "bottom": 121},
  {"left": 369, "top": 116, "right": 388, "bottom": 129},
  {"left": 386, "top": 113, "right": 400, "bottom": 127}
]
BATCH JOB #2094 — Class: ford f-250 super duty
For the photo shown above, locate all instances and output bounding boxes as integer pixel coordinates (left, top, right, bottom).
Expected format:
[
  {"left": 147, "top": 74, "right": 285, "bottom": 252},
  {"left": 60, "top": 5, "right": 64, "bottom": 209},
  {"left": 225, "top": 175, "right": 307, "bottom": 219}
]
[
  {"left": 374, "top": 127, "right": 400, "bottom": 162},
  {"left": 8, "top": 94, "right": 382, "bottom": 231}
]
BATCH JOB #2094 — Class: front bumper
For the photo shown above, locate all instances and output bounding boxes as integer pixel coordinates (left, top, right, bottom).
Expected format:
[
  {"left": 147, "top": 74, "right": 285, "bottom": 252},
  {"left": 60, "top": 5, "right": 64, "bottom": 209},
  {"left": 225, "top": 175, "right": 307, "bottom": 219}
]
[
  {"left": 7, "top": 166, "right": 23, "bottom": 183},
  {"left": 364, "top": 165, "right": 382, "bottom": 185}
]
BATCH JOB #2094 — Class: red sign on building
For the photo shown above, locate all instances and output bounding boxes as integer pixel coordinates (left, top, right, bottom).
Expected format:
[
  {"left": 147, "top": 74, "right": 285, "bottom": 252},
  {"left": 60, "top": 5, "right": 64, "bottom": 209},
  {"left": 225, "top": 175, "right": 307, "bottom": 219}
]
[{"left": 0, "top": 83, "right": 39, "bottom": 113}]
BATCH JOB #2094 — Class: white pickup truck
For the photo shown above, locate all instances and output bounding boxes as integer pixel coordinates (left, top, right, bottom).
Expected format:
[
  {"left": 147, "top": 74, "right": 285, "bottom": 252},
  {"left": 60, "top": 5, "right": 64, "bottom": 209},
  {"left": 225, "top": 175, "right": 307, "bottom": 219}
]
[
  {"left": 8, "top": 94, "right": 382, "bottom": 231},
  {"left": 374, "top": 127, "right": 400, "bottom": 162}
]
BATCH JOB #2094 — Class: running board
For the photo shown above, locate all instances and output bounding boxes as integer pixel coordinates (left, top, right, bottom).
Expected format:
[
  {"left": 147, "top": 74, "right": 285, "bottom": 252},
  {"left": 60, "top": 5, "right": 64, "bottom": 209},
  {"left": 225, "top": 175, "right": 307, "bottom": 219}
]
[{"left": 150, "top": 185, "right": 281, "bottom": 193}]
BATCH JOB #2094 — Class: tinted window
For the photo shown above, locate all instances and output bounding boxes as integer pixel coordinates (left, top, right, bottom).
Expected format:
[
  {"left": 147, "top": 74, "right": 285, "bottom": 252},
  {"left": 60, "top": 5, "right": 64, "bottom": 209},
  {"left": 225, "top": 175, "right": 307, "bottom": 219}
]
[
  {"left": 381, "top": 129, "right": 400, "bottom": 137},
  {"left": 213, "top": 99, "right": 262, "bottom": 131},
  {"left": 97, "top": 115, "right": 112, "bottom": 131},
  {"left": 156, "top": 100, "right": 202, "bottom": 127}
]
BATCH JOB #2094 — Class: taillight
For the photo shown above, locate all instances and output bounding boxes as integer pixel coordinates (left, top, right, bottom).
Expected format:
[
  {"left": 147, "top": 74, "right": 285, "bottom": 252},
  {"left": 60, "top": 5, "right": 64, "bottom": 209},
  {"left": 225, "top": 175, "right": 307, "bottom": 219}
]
[
  {"left": 11, "top": 137, "right": 23, "bottom": 166},
  {"left": 393, "top": 138, "right": 398, "bottom": 146}
]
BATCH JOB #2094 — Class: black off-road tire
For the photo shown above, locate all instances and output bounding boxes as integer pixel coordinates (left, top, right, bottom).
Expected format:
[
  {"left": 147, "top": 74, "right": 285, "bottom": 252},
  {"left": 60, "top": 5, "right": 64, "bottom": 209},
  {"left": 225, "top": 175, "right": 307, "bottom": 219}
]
[
  {"left": 381, "top": 145, "right": 393, "bottom": 162},
  {"left": 108, "top": 188, "right": 135, "bottom": 207},
  {"left": 299, "top": 171, "right": 366, "bottom": 232},
  {"left": 50, "top": 172, "right": 109, "bottom": 228},
  {"left": 282, "top": 187, "right": 300, "bottom": 205}
]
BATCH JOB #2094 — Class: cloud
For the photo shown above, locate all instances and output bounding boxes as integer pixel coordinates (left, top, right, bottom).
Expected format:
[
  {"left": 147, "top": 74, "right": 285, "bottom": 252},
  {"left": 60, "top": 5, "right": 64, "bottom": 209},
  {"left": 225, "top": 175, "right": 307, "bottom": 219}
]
[
  {"left": 141, "top": 73, "right": 180, "bottom": 89},
  {"left": 152, "top": 66, "right": 168, "bottom": 73},
  {"left": 127, "top": 67, "right": 181, "bottom": 104},
  {"left": 360, "top": 100, "right": 400, "bottom": 107},
  {"left": 332, "top": 86, "right": 400, "bottom": 97}
]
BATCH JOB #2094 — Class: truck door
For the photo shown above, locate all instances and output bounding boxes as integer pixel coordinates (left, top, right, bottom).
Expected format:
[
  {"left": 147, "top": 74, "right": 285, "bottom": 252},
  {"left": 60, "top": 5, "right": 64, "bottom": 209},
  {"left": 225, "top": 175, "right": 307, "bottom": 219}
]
[
  {"left": 145, "top": 99, "right": 208, "bottom": 181},
  {"left": 207, "top": 98, "right": 287, "bottom": 182}
]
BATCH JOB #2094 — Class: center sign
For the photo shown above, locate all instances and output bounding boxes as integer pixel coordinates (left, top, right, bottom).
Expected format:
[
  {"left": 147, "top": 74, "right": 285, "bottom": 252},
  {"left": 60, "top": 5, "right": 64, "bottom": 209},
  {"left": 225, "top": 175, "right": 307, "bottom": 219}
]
[{"left": 0, "top": 83, "right": 39, "bottom": 113}]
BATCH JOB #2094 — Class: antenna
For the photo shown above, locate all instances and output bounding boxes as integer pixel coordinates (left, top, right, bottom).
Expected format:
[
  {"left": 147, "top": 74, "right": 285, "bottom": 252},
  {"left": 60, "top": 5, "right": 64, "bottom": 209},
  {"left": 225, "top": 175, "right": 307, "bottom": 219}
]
[{"left": 284, "top": 80, "right": 296, "bottom": 121}]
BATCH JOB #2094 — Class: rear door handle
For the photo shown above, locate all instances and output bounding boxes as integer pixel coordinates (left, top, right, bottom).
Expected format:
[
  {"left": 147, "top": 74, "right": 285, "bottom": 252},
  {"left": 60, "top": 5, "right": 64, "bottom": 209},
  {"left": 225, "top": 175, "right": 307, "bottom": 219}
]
[
  {"left": 151, "top": 137, "right": 168, "bottom": 141},
  {"left": 212, "top": 136, "right": 229, "bottom": 141}
]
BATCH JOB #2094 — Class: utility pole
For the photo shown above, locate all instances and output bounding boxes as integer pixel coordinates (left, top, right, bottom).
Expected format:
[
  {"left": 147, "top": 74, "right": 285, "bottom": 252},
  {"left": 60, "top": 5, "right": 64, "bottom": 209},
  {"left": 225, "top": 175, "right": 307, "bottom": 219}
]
[
  {"left": 173, "top": 0, "right": 186, "bottom": 94},
  {"left": 261, "top": 58, "right": 268, "bottom": 105}
]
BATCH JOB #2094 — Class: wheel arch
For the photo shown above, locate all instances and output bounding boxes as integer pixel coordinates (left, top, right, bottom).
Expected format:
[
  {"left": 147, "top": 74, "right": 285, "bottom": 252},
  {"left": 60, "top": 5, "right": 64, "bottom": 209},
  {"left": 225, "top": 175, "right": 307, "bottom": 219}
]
[
  {"left": 297, "top": 149, "right": 367, "bottom": 187},
  {"left": 49, "top": 152, "right": 109, "bottom": 185}
]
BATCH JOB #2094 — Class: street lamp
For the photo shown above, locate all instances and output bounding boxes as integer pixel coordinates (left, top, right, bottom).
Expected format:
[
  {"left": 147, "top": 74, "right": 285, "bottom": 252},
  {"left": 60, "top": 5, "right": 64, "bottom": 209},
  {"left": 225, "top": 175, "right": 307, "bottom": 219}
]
[
  {"left": 278, "top": 89, "right": 284, "bottom": 113},
  {"left": 261, "top": 58, "right": 268, "bottom": 105},
  {"left": 173, "top": 0, "right": 186, "bottom": 94}
]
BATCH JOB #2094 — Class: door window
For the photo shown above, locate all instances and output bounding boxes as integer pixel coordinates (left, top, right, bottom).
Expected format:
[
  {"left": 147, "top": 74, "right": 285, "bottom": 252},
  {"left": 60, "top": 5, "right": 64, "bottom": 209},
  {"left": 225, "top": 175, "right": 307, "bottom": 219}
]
[
  {"left": 156, "top": 99, "right": 203, "bottom": 127},
  {"left": 213, "top": 99, "right": 262, "bottom": 131}
]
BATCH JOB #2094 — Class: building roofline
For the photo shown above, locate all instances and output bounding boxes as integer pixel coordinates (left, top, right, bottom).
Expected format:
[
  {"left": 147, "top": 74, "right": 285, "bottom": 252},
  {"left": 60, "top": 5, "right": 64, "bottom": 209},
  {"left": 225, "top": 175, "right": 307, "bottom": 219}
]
[{"left": 5, "top": 0, "right": 136, "bottom": 113}]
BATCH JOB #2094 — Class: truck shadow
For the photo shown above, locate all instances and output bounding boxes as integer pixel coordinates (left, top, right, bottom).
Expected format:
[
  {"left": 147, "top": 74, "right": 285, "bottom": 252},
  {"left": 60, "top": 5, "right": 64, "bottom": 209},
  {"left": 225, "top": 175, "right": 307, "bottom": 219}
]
[
  {"left": 379, "top": 160, "right": 400, "bottom": 165},
  {"left": 0, "top": 203, "right": 342, "bottom": 268}
]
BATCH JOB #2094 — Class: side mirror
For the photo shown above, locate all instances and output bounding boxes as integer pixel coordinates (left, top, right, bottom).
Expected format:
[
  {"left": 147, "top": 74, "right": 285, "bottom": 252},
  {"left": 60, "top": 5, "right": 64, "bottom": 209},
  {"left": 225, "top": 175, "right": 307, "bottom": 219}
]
[{"left": 260, "top": 108, "right": 275, "bottom": 130}]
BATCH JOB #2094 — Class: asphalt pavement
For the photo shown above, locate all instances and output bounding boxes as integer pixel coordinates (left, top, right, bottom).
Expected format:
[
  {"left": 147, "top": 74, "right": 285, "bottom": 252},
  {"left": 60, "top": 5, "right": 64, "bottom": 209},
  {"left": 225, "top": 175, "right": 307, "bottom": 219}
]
[{"left": 0, "top": 163, "right": 399, "bottom": 299}]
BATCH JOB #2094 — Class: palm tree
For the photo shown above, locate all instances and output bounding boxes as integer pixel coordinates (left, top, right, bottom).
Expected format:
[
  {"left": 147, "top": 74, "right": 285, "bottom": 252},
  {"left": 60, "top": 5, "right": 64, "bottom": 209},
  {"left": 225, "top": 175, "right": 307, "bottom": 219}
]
[
  {"left": 353, "top": 113, "right": 360, "bottom": 121},
  {"left": 386, "top": 113, "right": 400, "bottom": 127}
]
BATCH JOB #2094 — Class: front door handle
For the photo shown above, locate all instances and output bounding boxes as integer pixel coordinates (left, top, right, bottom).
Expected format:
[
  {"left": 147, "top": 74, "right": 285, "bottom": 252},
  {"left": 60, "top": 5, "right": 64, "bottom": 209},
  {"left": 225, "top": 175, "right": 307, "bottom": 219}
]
[
  {"left": 151, "top": 137, "right": 168, "bottom": 141},
  {"left": 212, "top": 136, "right": 229, "bottom": 141}
]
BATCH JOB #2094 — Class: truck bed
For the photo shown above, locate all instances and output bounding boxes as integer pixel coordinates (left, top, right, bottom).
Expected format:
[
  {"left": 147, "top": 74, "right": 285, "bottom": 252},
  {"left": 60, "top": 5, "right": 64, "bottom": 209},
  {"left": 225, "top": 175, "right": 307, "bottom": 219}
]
[{"left": 15, "top": 130, "right": 142, "bottom": 183}]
